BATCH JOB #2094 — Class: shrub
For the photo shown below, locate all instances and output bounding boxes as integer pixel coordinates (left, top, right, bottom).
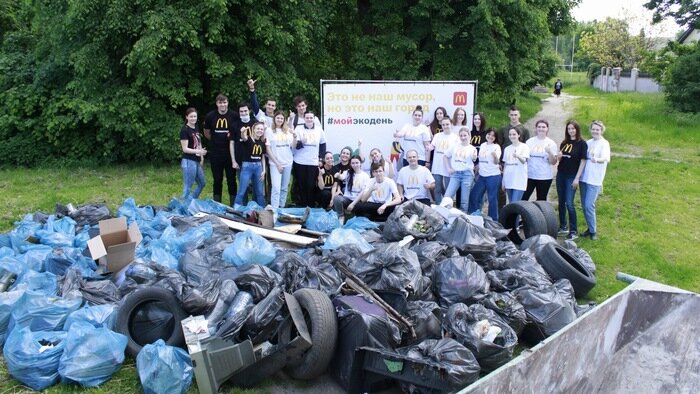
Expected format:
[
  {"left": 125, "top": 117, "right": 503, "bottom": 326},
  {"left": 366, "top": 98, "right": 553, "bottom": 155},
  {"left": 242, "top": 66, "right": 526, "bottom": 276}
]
[
  {"left": 662, "top": 43, "right": 700, "bottom": 113},
  {"left": 587, "top": 62, "right": 601, "bottom": 84}
]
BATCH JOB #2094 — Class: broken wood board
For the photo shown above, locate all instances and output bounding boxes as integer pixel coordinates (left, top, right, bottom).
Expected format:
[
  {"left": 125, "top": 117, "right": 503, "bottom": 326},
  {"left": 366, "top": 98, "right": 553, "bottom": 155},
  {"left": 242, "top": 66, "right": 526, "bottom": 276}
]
[{"left": 194, "top": 212, "right": 318, "bottom": 246}]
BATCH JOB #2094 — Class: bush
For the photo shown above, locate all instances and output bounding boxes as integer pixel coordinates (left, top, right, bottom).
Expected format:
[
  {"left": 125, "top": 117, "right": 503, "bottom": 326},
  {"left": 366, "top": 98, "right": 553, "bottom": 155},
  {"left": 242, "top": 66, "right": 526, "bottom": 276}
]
[
  {"left": 663, "top": 43, "right": 700, "bottom": 113},
  {"left": 587, "top": 62, "right": 601, "bottom": 84}
]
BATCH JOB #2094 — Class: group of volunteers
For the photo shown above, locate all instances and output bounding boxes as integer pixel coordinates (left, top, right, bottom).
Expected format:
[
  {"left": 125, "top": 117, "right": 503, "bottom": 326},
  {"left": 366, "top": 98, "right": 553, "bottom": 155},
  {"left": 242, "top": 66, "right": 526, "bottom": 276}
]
[{"left": 179, "top": 80, "right": 610, "bottom": 240}]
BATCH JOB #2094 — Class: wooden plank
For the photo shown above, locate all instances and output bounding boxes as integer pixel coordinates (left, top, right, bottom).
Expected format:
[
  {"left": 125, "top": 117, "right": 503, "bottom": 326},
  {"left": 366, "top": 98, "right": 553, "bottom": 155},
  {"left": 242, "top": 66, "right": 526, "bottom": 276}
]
[{"left": 193, "top": 212, "right": 318, "bottom": 246}]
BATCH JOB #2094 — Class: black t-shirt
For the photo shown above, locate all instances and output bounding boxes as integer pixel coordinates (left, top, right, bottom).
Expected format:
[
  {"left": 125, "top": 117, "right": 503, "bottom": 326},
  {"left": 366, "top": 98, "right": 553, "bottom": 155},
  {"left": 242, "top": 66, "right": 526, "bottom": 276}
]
[
  {"left": 204, "top": 110, "right": 236, "bottom": 152},
  {"left": 231, "top": 119, "right": 259, "bottom": 164},
  {"left": 470, "top": 129, "right": 486, "bottom": 164},
  {"left": 180, "top": 125, "right": 202, "bottom": 162},
  {"left": 320, "top": 166, "right": 335, "bottom": 190},
  {"left": 557, "top": 139, "right": 588, "bottom": 176},
  {"left": 240, "top": 137, "right": 265, "bottom": 162},
  {"left": 332, "top": 162, "right": 352, "bottom": 189}
]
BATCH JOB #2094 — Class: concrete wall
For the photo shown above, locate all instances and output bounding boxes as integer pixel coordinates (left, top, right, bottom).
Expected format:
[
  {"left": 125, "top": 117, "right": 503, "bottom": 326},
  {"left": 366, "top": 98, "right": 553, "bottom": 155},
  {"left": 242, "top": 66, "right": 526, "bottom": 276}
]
[{"left": 593, "top": 67, "right": 662, "bottom": 93}]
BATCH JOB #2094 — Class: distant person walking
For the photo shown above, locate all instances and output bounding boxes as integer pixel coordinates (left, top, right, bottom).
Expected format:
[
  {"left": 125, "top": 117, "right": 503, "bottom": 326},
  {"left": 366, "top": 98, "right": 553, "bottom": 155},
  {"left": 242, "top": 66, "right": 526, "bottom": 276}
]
[
  {"left": 554, "top": 79, "right": 563, "bottom": 97},
  {"left": 580, "top": 120, "right": 611, "bottom": 241}
]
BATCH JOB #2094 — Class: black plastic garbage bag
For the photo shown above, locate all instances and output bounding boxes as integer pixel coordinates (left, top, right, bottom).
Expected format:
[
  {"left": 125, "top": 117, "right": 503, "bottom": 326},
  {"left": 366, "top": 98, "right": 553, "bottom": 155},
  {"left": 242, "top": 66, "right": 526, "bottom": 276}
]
[
  {"left": 561, "top": 241, "right": 597, "bottom": 275},
  {"left": 482, "top": 216, "right": 511, "bottom": 240},
  {"left": 382, "top": 200, "right": 445, "bottom": 241},
  {"left": 479, "top": 292, "right": 528, "bottom": 335},
  {"left": 495, "top": 240, "right": 520, "bottom": 257},
  {"left": 125, "top": 262, "right": 158, "bottom": 284},
  {"left": 436, "top": 216, "right": 496, "bottom": 257},
  {"left": 398, "top": 338, "right": 481, "bottom": 389},
  {"left": 215, "top": 292, "right": 254, "bottom": 340},
  {"left": 514, "top": 284, "right": 576, "bottom": 342},
  {"left": 432, "top": 256, "right": 489, "bottom": 306},
  {"left": 502, "top": 249, "right": 550, "bottom": 278},
  {"left": 181, "top": 278, "right": 220, "bottom": 315},
  {"left": 3, "top": 327, "right": 67, "bottom": 391},
  {"left": 55, "top": 203, "right": 111, "bottom": 229},
  {"left": 442, "top": 303, "right": 518, "bottom": 372},
  {"left": 241, "top": 287, "right": 285, "bottom": 342},
  {"left": 554, "top": 279, "right": 576, "bottom": 308},
  {"left": 486, "top": 268, "right": 552, "bottom": 292},
  {"left": 348, "top": 243, "right": 422, "bottom": 296},
  {"left": 60, "top": 269, "right": 120, "bottom": 305},
  {"left": 410, "top": 241, "right": 457, "bottom": 276},
  {"left": 221, "top": 265, "right": 281, "bottom": 303},
  {"left": 274, "top": 252, "right": 342, "bottom": 296},
  {"left": 180, "top": 249, "right": 217, "bottom": 286},
  {"left": 205, "top": 279, "right": 239, "bottom": 327},
  {"left": 405, "top": 301, "right": 443, "bottom": 344},
  {"left": 519, "top": 234, "right": 558, "bottom": 253},
  {"left": 330, "top": 295, "right": 401, "bottom": 389}
]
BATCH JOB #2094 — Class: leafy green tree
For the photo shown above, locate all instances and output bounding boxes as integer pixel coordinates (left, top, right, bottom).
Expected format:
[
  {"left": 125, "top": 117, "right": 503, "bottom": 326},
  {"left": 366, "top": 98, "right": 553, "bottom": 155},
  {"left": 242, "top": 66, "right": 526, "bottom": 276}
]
[
  {"left": 579, "top": 18, "right": 648, "bottom": 68},
  {"left": 645, "top": 0, "right": 700, "bottom": 28},
  {"left": 662, "top": 42, "right": 700, "bottom": 112}
]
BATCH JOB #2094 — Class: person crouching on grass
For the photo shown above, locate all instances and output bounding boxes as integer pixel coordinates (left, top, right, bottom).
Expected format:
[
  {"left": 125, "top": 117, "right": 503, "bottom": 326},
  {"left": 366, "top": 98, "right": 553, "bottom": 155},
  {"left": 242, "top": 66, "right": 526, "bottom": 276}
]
[
  {"left": 180, "top": 107, "right": 207, "bottom": 200},
  {"left": 234, "top": 122, "right": 266, "bottom": 206},
  {"left": 353, "top": 163, "right": 403, "bottom": 221}
]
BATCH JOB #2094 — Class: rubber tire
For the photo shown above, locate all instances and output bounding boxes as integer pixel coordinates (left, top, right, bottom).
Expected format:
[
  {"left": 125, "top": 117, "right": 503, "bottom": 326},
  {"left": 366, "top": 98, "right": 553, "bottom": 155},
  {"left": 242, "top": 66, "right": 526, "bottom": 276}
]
[
  {"left": 532, "top": 201, "right": 558, "bottom": 238},
  {"left": 536, "top": 243, "right": 596, "bottom": 297},
  {"left": 115, "top": 287, "right": 187, "bottom": 357},
  {"left": 284, "top": 288, "right": 338, "bottom": 380},
  {"left": 499, "top": 201, "right": 548, "bottom": 245}
]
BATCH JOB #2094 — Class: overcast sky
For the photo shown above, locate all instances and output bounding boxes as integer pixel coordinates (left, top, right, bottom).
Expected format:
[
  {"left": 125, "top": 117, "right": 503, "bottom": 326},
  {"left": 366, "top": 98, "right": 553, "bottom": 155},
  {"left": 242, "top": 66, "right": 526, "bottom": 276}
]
[{"left": 572, "top": 0, "right": 684, "bottom": 37}]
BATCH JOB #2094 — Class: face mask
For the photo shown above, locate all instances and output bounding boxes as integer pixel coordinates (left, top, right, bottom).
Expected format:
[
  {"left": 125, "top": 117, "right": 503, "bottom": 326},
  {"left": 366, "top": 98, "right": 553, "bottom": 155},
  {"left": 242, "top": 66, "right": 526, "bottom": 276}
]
[{"left": 241, "top": 115, "right": 250, "bottom": 123}]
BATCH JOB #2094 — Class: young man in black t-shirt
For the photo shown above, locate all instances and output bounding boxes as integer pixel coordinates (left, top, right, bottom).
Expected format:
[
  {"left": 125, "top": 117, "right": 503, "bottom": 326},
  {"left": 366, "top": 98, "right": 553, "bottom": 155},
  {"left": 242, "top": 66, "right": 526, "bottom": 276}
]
[{"left": 203, "top": 80, "right": 260, "bottom": 205}]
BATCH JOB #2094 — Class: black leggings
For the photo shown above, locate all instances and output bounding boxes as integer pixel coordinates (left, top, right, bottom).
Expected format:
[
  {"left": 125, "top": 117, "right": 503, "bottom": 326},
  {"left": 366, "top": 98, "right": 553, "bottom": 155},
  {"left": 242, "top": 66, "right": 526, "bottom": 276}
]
[
  {"left": 210, "top": 151, "right": 237, "bottom": 197},
  {"left": 353, "top": 201, "right": 395, "bottom": 222},
  {"left": 293, "top": 163, "right": 318, "bottom": 207},
  {"left": 522, "top": 178, "right": 553, "bottom": 201}
]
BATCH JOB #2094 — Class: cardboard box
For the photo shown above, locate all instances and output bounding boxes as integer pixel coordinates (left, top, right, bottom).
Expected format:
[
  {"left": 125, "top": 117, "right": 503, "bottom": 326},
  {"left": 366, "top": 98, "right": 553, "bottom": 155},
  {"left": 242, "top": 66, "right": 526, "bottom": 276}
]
[{"left": 87, "top": 217, "right": 142, "bottom": 273}]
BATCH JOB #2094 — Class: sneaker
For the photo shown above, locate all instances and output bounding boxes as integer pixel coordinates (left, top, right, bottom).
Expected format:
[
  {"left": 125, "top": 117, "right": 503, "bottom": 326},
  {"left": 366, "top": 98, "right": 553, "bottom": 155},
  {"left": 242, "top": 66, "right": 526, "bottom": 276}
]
[
  {"left": 558, "top": 227, "right": 569, "bottom": 236},
  {"left": 581, "top": 229, "right": 592, "bottom": 237},
  {"left": 590, "top": 233, "right": 598, "bottom": 241},
  {"left": 566, "top": 231, "right": 579, "bottom": 241}
]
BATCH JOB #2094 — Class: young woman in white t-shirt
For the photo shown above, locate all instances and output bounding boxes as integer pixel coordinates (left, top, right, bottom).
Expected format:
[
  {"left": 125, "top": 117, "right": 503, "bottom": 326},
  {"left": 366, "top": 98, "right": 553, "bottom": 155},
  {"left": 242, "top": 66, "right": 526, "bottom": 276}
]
[
  {"left": 501, "top": 127, "right": 530, "bottom": 203},
  {"left": 580, "top": 120, "right": 611, "bottom": 240},
  {"left": 265, "top": 111, "right": 296, "bottom": 209},
  {"left": 468, "top": 128, "right": 502, "bottom": 220},
  {"left": 523, "top": 119, "right": 558, "bottom": 201},
  {"left": 430, "top": 117, "right": 460, "bottom": 204},
  {"left": 443, "top": 127, "right": 478, "bottom": 211},
  {"left": 331, "top": 155, "right": 370, "bottom": 224},
  {"left": 393, "top": 105, "right": 432, "bottom": 166}
]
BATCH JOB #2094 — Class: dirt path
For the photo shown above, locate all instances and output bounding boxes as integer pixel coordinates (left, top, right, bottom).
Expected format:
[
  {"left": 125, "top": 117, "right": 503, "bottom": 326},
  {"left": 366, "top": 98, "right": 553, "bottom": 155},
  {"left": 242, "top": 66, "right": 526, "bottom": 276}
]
[{"left": 524, "top": 92, "right": 576, "bottom": 145}]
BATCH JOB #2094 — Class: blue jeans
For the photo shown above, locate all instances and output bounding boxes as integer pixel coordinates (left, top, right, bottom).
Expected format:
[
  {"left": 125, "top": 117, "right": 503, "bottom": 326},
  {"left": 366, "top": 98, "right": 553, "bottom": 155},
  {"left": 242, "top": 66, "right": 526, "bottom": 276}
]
[
  {"left": 269, "top": 163, "right": 292, "bottom": 209},
  {"left": 235, "top": 162, "right": 265, "bottom": 206},
  {"left": 181, "top": 158, "right": 205, "bottom": 199},
  {"left": 556, "top": 172, "right": 578, "bottom": 232},
  {"left": 506, "top": 189, "right": 524, "bottom": 204},
  {"left": 444, "top": 170, "right": 473, "bottom": 211},
  {"left": 580, "top": 182, "right": 601, "bottom": 234},
  {"left": 469, "top": 174, "right": 501, "bottom": 220},
  {"left": 433, "top": 174, "right": 450, "bottom": 205}
]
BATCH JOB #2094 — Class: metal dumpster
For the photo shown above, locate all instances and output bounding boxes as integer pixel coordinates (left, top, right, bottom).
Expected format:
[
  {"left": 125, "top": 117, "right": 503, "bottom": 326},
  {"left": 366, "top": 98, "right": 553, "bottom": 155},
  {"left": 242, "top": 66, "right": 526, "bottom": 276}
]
[{"left": 460, "top": 278, "right": 700, "bottom": 393}]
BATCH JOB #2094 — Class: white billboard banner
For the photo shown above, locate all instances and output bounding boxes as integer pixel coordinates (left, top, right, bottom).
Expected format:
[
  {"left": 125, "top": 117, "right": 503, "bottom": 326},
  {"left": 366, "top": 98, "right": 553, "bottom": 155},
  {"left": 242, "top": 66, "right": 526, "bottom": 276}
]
[{"left": 320, "top": 80, "right": 478, "bottom": 159}]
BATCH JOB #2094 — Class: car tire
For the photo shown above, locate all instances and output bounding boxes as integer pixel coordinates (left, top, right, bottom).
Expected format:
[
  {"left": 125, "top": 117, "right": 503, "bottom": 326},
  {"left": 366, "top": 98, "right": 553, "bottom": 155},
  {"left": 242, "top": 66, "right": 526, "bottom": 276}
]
[
  {"left": 499, "top": 201, "right": 548, "bottom": 245},
  {"left": 532, "top": 201, "right": 558, "bottom": 238},
  {"left": 536, "top": 243, "right": 596, "bottom": 297}
]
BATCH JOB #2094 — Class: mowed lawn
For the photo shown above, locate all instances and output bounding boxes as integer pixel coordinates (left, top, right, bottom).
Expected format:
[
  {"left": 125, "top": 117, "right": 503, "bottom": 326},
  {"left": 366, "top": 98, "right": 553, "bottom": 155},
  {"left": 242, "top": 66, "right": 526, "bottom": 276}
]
[{"left": 1, "top": 85, "right": 699, "bottom": 393}]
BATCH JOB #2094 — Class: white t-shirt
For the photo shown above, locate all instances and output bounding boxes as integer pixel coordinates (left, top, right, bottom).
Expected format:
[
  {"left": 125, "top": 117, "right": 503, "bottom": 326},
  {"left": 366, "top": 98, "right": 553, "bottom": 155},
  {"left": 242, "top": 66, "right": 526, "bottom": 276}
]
[
  {"left": 265, "top": 128, "right": 294, "bottom": 168},
  {"left": 256, "top": 111, "right": 274, "bottom": 129},
  {"left": 362, "top": 160, "right": 393, "bottom": 177},
  {"left": 343, "top": 171, "right": 370, "bottom": 199},
  {"left": 431, "top": 132, "right": 460, "bottom": 176},
  {"left": 502, "top": 143, "right": 530, "bottom": 191},
  {"left": 397, "top": 166, "right": 435, "bottom": 200},
  {"left": 526, "top": 136, "right": 557, "bottom": 180},
  {"left": 478, "top": 142, "right": 502, "bottom": 177},
  {"left": 400, "top": 123, "right": 431, "bottom": 161},
  {"left": 293, "top": 125, "right": 327, "bottom": 166},
  {"left": 581, "top": 137, "right": 611, "bottom": 186},
  {"left": 445, "top": 144, "right": 477, "bottom": 173},
  {"left": 364, "top": 178, "right": 399, "bottom": 204}
]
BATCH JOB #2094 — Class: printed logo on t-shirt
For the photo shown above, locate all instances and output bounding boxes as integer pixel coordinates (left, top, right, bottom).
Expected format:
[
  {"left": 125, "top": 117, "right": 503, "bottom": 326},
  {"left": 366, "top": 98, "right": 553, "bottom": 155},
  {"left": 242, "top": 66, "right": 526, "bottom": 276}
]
[
  {"left": 471, "top": 135, "right": 481, "bottom": 145},
  {"left": 323, "top": 174, "right": 334, "bottom": 187},
  {"left": 437, "top": 140, "right": 450, "bottom": 152},
  {"left": 562, "top": 143, "right": 573, "bottom": 154},
  {"left": 531, "top": 144, "right": 546, "bottom": 153},
  {"left": 215, "top": 118, "right": 228, "bottom": 132},
  {"left": 304, "top": 133, "right": 318, "bottom": 144},
  {"left": 373, "top": 187, "right": 385, "bottom": 200},
  {"left": 252, "top": 144, "right": 263, "bottom": 156}
]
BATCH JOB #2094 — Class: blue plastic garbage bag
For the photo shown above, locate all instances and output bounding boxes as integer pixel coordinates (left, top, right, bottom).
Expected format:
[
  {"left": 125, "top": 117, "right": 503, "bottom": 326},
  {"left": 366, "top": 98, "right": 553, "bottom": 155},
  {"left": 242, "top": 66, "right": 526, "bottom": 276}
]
[
  {"left": 45, "top": 247, "right": 98, "bottom": 277},
  {"left": 136, "top": 339, "right": 193, "bottom": 394},
  {"left": 117, "top": 197, "right": 155, "bottom": 223},
  {"left": 9, "top": 290, "right": 83, "bottom": 332},
  {"left": 4, "top": 327, "right": 67, "bottom": 391},
  {"left": 137, "top": 240, "right": 179, "bottom": 271},
  {"left": 0, "top": 287, "right": 26, "bottom": 345},
  {"left": 343, "top": 216, "right": 380, "bottom": 232},
  {"left": 58, "top": 321, "right": 128, "bottom": 387},
  {"left": 64, "top": 304, "right": 117, "bottom": 330},
  {"left": 167, "top": 197, "right": 190, "bottom": 216},
  {"left": 73, "top": 226, "right": 91, "bottom": 250},
  {"left": 0, "top": 246, "right": 13, "bottom": 258},
  {"left": 46, "top": 215, "right": 77, "bottom": 235},
  {"left": 35, "top": 230, "right": 75, "bottom": 248},
  {"left": 151, "top": 210, "right": 173, "bottom": 232},
  {"left": 0, "top": 255, "right": 26, "bottom": 278},
  {"left": 187, "top": 198, "right": 229, "bottom": 217},
  {"left": 222, "top": 230, "right": 276, "bottom": 267},
  {"left": 18, "top": 244, "right": 52, "bottom": 272},
  {"left": 321, "top": 228, "right": 374, "bottom": 253},
  {"left": 12, "top": 214, "right": 42, "bottom": 241},
  {"left": 305, "top": 209, "right": 340, "bottom": 232},
  {"left": 14, "top": 270, "right": 57, "bottom": 295}
]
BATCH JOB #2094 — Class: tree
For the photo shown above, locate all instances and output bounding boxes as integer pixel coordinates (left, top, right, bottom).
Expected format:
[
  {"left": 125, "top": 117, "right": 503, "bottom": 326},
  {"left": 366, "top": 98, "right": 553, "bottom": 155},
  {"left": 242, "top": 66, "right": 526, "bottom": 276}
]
[
  {"left": 644, "top": 0, "right": 700, "bottom": 28},
  {"left": 658, "top": 42, "right": 700, "bottom": 112},
  {"left": 578, "top": 18, "right": 649, "bottom": 68}
]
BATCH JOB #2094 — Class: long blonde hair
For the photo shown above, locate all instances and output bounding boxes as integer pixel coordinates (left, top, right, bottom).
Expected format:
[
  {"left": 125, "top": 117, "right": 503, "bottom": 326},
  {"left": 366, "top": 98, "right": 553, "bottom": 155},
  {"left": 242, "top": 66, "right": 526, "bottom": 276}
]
[{"left": 272, "top": 110, "right": 290, "bottom": 133}]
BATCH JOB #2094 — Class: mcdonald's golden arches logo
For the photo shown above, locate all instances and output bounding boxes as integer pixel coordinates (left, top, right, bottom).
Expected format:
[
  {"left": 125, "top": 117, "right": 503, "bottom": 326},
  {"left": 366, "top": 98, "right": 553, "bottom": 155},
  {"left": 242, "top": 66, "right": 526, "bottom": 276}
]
[
  {"left": 215, "top": 118, "right": 228, "bottom": 129},
  {"left": 455, "top": 147, "right": 469, "bottom": 160},
  {"left": 373, "top": 187, "right": 385, "bottom": 199},
  {"left": 453, "top": 92, "right": 467, "bottom": 106},
  {"left": 471, "top": 135, "right": 481, "bottom": 145},
  {"left": 408, "top": 175, "right": 419, "bottom": 185},
  {"left": 562, "top": 143, "right": 573, "bottom": 154},
  {"left": 438, "top": 140, "right": 449, "bottom": 151},
  {"left": 252, "top": 144, "right": 263, "bottom": 155},
  {"left": 305, "top": 133, "right": 317, "bottom": 144},
  {"left": 323, "top": 174, "right": 334, "bottom": 185}
]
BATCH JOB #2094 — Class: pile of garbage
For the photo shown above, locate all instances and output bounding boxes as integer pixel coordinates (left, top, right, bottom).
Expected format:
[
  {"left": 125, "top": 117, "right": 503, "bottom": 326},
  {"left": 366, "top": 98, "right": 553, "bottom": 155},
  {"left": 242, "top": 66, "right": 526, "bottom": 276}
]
[{"left": 0, "top": 197, "right": 598, "bottom": 392}]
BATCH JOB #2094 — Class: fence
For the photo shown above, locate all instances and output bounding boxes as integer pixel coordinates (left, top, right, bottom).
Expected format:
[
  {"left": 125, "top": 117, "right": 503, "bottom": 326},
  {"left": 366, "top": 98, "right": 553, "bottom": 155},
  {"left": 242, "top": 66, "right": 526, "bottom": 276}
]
[{"left": 593, "top": 67, "right": 661, "bottom": 93}]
